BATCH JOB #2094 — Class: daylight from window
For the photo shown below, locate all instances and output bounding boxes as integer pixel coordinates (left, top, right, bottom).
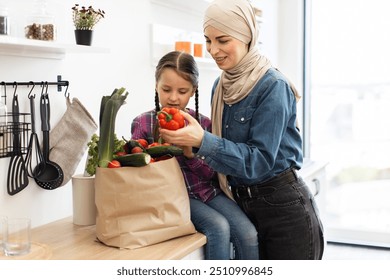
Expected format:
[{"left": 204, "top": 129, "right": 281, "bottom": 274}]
[{"left": 310, "top": 0, "right": 390, "bottom": 240}]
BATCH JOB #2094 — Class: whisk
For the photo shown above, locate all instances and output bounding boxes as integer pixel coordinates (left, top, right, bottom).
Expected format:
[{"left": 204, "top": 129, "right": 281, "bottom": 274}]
[{"left": 25, "top": 88, "right": 45, "bottom": 178}]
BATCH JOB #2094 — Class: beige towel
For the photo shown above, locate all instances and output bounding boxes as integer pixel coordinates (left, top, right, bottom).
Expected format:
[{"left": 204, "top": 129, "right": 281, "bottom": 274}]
[{"left": 49, "top": 97, "right": 97, "bottom": 186}]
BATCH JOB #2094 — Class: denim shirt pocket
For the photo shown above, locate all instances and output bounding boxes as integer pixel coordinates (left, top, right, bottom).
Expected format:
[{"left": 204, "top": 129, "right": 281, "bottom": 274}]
[
  {"left": 233, "top": 107, "right": 256, "bottom": 123},
  {"left": 229, "top": 107, "right": 256, "bottom": 141}
]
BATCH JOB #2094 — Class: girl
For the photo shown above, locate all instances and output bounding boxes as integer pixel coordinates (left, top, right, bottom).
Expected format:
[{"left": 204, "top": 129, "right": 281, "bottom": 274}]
[{"left": 131, "top": 51, "right": 258, "bottom": 260}]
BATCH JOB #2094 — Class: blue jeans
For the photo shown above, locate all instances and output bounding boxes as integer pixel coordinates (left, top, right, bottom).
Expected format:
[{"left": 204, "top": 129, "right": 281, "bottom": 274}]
[{"left": 190, "top": 193, "right": 259, "bottom": 260}]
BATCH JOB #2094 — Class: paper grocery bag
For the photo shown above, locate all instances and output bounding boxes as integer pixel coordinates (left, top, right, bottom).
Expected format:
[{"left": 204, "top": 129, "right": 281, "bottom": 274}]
[{"left": 95, "top": 157, "right": 196, "bottom": 250}]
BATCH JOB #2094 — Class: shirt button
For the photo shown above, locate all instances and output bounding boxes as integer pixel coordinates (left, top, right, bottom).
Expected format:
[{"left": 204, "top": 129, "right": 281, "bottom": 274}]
[
  {"left": 240, "top": 117, "right": 245, "bottom": 122},
  {"left": 201, "top": 156, "right": 205, "bottom": 160},
  {"left": 225, "top": 125, "right": 229, "bottom": 128}
]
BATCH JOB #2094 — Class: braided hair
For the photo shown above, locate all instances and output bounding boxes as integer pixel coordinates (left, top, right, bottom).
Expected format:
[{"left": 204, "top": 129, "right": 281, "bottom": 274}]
[{"left": 154, "top": 51, "right": 200, "bottom": 122}]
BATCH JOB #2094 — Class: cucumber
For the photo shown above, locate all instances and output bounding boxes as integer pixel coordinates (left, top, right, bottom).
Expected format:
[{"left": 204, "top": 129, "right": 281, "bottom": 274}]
[
  {"left": 146, "top": 145, "right": 183, "bottom": 158},
  {"left": 116, "top": 153, "right": 151, "bottom": 167}
]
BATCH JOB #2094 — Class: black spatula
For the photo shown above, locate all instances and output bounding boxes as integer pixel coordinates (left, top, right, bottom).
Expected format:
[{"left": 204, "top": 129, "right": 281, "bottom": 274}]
[{"left": 7, "top": 94, "right": 29, "bottom": 195}]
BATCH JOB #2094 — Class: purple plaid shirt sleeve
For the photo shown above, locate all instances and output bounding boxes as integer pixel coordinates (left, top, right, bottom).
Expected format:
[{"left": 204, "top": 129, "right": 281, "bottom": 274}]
[{"left": 131, "top": 109, "right": 220, "bottom": 202}]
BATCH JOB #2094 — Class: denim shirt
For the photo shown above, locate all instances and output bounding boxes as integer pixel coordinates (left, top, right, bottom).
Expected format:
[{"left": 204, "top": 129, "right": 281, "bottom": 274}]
[{"left": 196, "top": 68, "right": 303, "bottom": 187}]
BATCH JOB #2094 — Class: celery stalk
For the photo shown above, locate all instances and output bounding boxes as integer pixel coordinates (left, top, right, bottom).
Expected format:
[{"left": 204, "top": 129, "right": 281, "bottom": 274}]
[{"left": 98, "top": 87, "right": 129, "bottom": 168}]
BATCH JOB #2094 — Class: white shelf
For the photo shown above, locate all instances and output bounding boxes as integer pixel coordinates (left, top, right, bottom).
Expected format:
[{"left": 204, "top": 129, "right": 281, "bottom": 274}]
[
  {"left": 0, "top": 36, "right": 109, "bottom": 60},
  {"left": 151, "top": 24, "right": 219, "bottom": 71}
]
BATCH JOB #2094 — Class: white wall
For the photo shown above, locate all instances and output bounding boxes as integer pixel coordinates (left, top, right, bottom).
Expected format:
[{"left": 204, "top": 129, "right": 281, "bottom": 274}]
[
  {"left": 277, "top": 0, "right": 304, "bottom": 93},
  {"left": 0, "top": 0, "right": 156, "bottom": 227},
  {"left": 0, "top": 0, "right": 298, "bottom": 228},
  {"left": 277, "top": 0, "right": 304, "bottom": 134}
]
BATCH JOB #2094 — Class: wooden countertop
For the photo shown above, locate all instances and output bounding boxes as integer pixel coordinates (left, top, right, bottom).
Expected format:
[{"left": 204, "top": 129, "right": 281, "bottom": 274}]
[{"left": 0, "top": 217, "right": 206, "bottom": 260}]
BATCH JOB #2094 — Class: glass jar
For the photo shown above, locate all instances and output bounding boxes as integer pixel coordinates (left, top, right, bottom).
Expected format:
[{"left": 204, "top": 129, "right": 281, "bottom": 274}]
[
  {"left": 0, "top": 6, "right": 10, "bottom": 35},
  {"left": 25, "top": 0, "right": 56, "bottom": 41},
  {"left": 0, "top": 100, "right": 7, "bottom": 156}
]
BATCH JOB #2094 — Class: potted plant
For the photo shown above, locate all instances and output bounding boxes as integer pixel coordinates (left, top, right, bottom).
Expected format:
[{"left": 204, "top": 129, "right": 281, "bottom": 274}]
[{"left": 72, "top": 4, "right": 105, "bottom": 46}]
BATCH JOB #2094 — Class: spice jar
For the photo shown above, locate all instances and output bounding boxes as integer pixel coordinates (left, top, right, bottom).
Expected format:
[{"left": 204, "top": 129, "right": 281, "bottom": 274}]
[
  {"left": 25, "top": 0, "right": 56, "bottom": 41},
  {"left": 0, "top": 6, "right": 10, "bottom": 35},
  {"left": 0, "top": 99, "right": 7, "bottom": 155}
]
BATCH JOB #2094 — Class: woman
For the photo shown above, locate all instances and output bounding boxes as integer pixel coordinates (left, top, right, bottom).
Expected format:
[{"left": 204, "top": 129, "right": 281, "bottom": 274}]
[
  {"left": 131, "top": 51, "right": 258, "bottom": 260},
  {"left": 159, "top": 0, "right": 324, "bottom": 260}
]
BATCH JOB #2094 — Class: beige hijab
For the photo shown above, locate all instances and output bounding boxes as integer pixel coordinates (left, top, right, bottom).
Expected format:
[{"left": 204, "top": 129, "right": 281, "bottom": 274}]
[{"left": 204, "top": 0, "right": 300, "bottom": 199}]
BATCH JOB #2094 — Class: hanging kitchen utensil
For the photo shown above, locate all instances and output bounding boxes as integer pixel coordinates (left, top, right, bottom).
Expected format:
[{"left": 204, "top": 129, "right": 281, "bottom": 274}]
[
  {"left": 25, "top": 83, "right": 45, "bottom": 178},
  {"left": 34, "top": 87, "right": 64, "bottom": 189},
  {"left": 7, "top": 83, "right": 29, "bottom": 195}
]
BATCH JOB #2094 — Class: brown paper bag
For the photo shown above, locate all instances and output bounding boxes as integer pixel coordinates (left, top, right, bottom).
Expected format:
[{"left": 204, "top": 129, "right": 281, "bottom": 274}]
[{"left": 95, "top": 157, "right": 196, "bottom": 249}]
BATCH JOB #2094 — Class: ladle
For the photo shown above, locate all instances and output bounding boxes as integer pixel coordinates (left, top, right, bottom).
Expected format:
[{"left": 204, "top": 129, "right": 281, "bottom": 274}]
[{"left": 34, "top": 87, "right": 63, "bottom": 189}]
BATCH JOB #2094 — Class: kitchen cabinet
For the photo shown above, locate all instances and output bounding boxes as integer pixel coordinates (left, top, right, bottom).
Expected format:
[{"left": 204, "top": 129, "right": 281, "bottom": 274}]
[
  {"left": 298, "top": 158, "right": 328, "bottom": 215},
  {"left": 0, "top": 36, "right": 109, "bottom": 59}
]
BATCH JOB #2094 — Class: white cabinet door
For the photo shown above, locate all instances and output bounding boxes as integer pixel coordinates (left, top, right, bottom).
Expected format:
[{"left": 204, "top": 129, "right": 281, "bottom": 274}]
[{"left": 298, "top": 159, "right": 328, "bottom": 214}]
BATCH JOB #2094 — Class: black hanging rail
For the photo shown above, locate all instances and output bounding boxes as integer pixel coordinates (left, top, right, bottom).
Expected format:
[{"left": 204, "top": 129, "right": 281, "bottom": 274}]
[
  {"left": 0, "top": 75, "right": 70, "bottom": 159},
  {"left": 0, "top": 75, "right": 69, "bottom": 93}
]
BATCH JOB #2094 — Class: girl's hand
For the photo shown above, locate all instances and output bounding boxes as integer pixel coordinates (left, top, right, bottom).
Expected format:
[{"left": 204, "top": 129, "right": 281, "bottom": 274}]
[
  {"left": 181, "top": 146, "right": 195, "bottom": 159},
  {"left": 159, "top": 110, "right": 205, "bottom": 148}
]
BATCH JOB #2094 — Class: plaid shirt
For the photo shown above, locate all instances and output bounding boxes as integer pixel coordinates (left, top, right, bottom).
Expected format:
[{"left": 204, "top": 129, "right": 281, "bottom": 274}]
[{"left": 131, "top": 109, "right": 220, "bottom": 202}]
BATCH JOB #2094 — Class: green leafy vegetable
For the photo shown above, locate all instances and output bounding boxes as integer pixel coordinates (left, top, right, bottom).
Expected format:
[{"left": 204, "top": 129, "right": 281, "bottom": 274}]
[
  {"left": 98, "top": 87, "right": 129, "bottom": 168},
  {"left": 85, "top": 133, "right": 125, "bottom": 176}
]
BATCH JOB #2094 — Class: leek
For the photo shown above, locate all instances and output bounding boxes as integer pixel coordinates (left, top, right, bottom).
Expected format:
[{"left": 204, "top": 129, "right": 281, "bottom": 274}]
[{"left": 98, "top": 87, "right": 129, "bottom": 168}]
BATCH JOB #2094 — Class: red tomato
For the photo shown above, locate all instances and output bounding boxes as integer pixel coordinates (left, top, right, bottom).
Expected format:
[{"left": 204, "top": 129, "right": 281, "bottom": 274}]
[
  {"left": 108, "top": 160, "right": 121, "bottom": 168},
  {"left": 148, "top": 142, "right": 161, "bottom": 148},
  {"left": 115, "top": 151, "right": 127, "bottom": 156},
  {"left": 136, "top": 139, "right": 148, "bottom": 148},
  {"left": 131, "top": 147, "right": 144, "bottom": 154}
]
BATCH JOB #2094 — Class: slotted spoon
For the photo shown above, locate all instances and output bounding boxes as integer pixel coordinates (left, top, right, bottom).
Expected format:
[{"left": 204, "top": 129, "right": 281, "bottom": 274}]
[{"left": 25, "top": 93, "right": 45, "bottom": 178}]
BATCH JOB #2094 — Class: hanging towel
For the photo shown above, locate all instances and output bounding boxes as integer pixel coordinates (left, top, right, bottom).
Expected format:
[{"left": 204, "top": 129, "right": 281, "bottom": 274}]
[{"left": 49, "top": 97, "right": 98, "bottom": 186}]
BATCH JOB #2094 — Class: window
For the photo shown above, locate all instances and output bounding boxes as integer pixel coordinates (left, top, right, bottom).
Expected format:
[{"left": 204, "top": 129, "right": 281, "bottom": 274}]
[{"left": 305, "top": 0, "right": 390, "bottom": 246}]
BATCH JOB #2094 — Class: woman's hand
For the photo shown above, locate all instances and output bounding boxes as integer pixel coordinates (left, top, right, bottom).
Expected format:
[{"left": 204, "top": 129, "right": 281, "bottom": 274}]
[{"left": 159, "top": 110, "right": 205, "bottom": 148}]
